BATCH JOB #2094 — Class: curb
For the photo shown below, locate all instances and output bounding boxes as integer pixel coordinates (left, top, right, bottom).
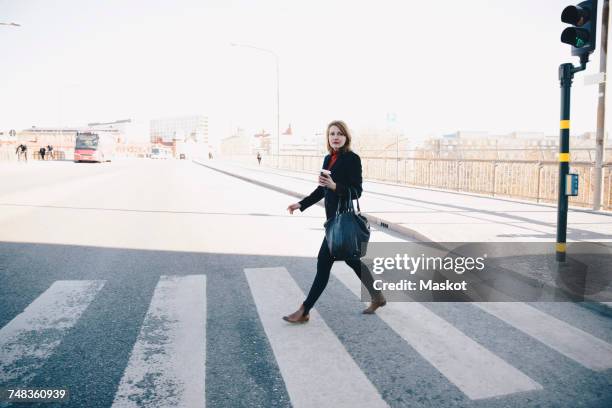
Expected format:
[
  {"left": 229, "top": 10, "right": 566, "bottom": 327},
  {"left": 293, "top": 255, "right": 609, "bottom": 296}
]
[
  {"left": 193, "top": 159, "right": 612, "bottom": 316},
  {"left": 193, "top": 160, "right": 433, "bottom": 242}
]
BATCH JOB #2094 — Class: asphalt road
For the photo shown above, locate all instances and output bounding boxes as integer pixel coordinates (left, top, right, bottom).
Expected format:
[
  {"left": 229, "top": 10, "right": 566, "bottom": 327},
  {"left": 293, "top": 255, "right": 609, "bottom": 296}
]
[{"left": 0, "top": 159, "right": 611, "bottom": 408}]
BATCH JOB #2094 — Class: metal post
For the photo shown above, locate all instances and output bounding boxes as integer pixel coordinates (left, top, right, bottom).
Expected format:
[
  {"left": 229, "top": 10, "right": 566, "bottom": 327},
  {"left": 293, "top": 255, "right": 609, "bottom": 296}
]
[
  {"left": 275, "top": 54, "right": 280, "bottom": 168},
  {"left": 556, "top": 52, "right": 588, "bottom": 263},
  {"left": 385, "top": 158, "right": 389, "bottom": 180},
  {"left": 492, "top": 162, "right": 497, "bottom": 196},
  {"left": 557, "top": 63, "right": 574, "bottom": 262},
  {"left": 456, "top": 161, "right": 460, "bottom": 190},
  {"left": 396, "top": 133, "right": 400, "bottom": 183},
  {"left": 537, "top": 163, "right": 543, "bottom": 203},
  {"left": 594, "top": 0, "right": 609, "bottom": 210}
]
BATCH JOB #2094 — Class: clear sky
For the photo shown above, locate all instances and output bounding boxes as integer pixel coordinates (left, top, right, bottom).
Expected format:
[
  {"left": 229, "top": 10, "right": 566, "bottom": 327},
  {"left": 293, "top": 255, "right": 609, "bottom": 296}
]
[{"left": 0, "top": 0, "right": 607, "bottom": 143}]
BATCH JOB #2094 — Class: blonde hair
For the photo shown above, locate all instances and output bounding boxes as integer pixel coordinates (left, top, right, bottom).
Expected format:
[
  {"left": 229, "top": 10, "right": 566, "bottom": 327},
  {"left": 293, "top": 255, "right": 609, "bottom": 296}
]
[{"left": 325, "top": 120, "right": 352, "bottom": 154}]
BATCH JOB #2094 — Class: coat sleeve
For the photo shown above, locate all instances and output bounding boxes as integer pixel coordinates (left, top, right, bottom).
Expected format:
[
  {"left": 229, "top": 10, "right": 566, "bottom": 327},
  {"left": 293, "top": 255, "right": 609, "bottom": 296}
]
[
  {"left": 298, "top": 155, "right": 328, "bottom": 211},
  {"left": 334, "top": 153, "right": 363, "bottom": 198},
  {"left": 298, "top": 186, "right": 325, "bottom": 211}
]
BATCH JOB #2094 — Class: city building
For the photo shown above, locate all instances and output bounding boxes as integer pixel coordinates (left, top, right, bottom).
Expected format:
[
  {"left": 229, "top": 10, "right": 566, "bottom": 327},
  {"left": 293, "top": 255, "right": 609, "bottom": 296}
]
[
  {"left": 254, "top": 129, "right": 272, "bottom": 153},
  {"left": 14, "top": 127, "right": 82, "bottom": 158},
  {"left": 221, "top": 128, "right": 253, "bottom": 156},
  {"left": 220, "top": 123, "right": 323, "bottom": 157},
  {"left": 415, "top": 131, "right": 609, "bottom": 161},
  {"left": 88, "top": 119, "right": 148, "bottom": 143},
  {"left": 150, "top": 115, "right": 209, "bottom": 145},
  {"left": 0, "top": 118, "right": 152, "bottom": 160}
]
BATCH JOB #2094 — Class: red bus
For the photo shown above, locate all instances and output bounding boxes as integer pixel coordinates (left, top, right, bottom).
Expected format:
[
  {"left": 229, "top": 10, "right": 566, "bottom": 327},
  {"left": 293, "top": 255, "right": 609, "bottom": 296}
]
[{"left": 74, "top": 132, "right": 116, "bottom": 163}]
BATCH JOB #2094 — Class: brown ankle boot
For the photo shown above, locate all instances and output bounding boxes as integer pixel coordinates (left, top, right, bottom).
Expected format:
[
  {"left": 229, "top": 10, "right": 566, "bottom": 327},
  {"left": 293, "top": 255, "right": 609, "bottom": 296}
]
[
  {"left": 362, "top": 293, "right": 387, "bottom": 314},
  {"left": 282, "top": 304, "right": 310, "bottom": 324}
]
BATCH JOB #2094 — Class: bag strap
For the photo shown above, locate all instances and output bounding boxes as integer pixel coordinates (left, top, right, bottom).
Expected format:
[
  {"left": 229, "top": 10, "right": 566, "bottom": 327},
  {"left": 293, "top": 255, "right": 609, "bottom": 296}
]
[
  {"left": 349, "top": 186, "right": 361, "bottom": 213},
  {"left": 347, "top": 187, "right": 355, "bottom": 212},
  {"left": 334, "top": 186, "right": 362, "bottom": 215},
  {"left": 336, "top": 186, "right": 353, "bottom": 215}
]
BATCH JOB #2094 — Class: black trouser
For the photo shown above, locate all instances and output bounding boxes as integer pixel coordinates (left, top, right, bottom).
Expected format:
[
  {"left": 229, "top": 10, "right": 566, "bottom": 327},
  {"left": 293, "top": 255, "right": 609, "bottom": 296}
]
[{"left": 302, "top": 237, "right": 381, "bottom": 315}]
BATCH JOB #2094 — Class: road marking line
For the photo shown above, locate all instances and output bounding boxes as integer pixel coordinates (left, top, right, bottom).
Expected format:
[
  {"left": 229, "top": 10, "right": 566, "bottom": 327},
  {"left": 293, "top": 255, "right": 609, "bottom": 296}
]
[
  {"left": 245, "top": 267, "right": 388, "bottom": 408},
  {"left": 333, "top": 265, "right": 542, "bottom": 400},
  {"left": 475, "top": 302, "right": 612, "bottom": 371},
  {"left": 0, "top": 280, "right": 105, "bottom": 383},
  {"left": 111, "top": 275, "right": 207, "bottom": 408}
]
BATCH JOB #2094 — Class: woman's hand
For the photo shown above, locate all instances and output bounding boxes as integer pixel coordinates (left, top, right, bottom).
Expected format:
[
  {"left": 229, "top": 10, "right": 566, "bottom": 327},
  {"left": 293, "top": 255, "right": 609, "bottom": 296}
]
[
  {"left": 287, "top": 203, "right": 301, "bottom": 214},
  {"left": 318, "top": 174, "right": 336, "bottom": 191}
]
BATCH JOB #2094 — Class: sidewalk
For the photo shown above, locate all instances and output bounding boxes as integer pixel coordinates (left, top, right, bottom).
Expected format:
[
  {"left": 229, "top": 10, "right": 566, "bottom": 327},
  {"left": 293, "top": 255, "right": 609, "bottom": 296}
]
[
  {"left": 195, "top": 158, "right": 612, "bottom": 313},
  {"left": 197, "top": 159, "right": 612, "bottom": 243}
]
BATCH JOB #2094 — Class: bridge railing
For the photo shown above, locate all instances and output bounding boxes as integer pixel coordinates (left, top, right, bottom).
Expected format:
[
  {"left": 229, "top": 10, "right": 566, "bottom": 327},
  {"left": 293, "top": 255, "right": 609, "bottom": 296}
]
[{"left": 224, "top": 154, "right": 612, "bottom": 211}]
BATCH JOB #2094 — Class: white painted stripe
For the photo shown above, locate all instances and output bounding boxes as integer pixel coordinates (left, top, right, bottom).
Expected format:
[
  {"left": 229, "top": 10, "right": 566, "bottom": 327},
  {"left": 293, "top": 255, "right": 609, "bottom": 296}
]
[
  {"left": 111, "top": 275, "right": 207, "bottom": 408},
  {"left": 0, "top": 280, "right": 105, "bottom": 383},
  {"left": 475, "top": 302, "right": 612, "bottom": 371},
  {"left": 333, "top": 265, "right": 541, "bottom": 400},
  {"left": 245, "top": 267, "right": 388, "bottom": 408}
]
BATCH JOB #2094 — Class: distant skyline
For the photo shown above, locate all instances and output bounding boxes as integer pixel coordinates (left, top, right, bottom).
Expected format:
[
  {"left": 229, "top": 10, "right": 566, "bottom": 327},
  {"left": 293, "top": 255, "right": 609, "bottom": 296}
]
[{"left": 0, "top": 0, "right": 608, "bottom": 144}]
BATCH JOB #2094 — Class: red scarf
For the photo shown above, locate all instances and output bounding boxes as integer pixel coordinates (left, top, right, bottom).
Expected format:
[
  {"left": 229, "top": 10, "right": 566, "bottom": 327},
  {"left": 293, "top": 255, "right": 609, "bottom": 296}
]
[{"left": 327, "top": 151, "right": 339, "bottom": 170}]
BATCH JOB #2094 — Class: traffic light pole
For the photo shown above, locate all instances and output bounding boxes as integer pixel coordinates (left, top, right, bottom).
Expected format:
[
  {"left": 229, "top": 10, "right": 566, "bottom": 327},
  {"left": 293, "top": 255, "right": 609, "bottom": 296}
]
[
  {"left": 593, "top": 0, "right": 609, "bottom": 210},
  {"left": 556, "top": 58, "right": 587, "bottom": 262}
]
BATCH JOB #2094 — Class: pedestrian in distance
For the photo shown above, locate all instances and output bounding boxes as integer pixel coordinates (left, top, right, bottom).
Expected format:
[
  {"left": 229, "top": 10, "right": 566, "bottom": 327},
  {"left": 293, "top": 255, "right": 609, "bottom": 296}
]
[
  {"left": 39, "top": 146, "right": 46, "bottom": 160},
  {"left": 47, "top": 144, "right": 54, "bottom": 160},
  {"left": 15, "top": 144, "right": 27, "bottom": 162},
  {"left": 284, "top": 120, "right": 386, "bottom": 323},
  {"left": 257, "top": 152, "right": 262, "bottom": 165},
  {"left": 208, "top": 152, "right": 213, "bottom": 160}
]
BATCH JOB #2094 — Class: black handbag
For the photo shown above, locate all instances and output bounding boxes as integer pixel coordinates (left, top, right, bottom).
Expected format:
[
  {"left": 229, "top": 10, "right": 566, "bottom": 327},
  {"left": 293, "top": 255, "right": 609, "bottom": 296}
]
[{"left": 324, "top": 187, "right": 370, "bottom": 260}]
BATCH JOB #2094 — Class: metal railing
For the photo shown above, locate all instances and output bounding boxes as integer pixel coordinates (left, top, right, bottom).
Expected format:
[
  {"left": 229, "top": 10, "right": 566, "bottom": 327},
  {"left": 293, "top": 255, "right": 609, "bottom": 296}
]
[
  {"left": 32, "top": 151, "right": 66, "bottom": 161},
  {"left": 0, "top": 149, "right": 66, "bottom": 162},
  {"left": 226, "top": 154, "right": 612, "bottom": 211}
]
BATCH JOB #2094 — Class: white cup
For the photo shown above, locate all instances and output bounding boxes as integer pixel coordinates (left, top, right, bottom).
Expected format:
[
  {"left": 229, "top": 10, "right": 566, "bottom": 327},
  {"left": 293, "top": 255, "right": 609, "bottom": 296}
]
[{"left": 319, "top": 169, "right": 331, "bottom": 187}]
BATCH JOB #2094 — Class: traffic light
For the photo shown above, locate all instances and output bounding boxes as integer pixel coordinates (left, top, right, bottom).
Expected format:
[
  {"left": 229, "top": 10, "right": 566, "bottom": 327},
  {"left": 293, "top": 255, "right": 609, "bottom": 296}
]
[{"left": 561, "top": 0, "right": 598, "bottom": 58}]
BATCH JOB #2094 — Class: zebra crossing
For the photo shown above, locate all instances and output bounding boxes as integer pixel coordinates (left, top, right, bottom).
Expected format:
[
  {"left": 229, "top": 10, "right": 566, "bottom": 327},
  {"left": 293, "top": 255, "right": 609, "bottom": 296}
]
[
  {"left": 0, "top": 280, "right": 105, "bottom": 384},
  {"left": 111, "top": 275, "right": 207, "bottom": 408},
  {"left": 332, "top": 264, "right": 542, "bottom": 400},
  {"left": 245, "top": 267, "right": 388, "bottom": 408},
  {"left": 473, "top": 302, "right": 612, "bottom": 372},
  {"left": 1, "top": 267, "right": 612, "bottom": 407}
]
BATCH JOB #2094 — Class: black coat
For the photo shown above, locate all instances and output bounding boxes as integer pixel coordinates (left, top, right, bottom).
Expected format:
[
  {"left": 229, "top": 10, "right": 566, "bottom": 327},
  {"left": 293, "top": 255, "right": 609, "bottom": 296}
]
[{"left": 298, "top": 150, "right": 363, "bottom": 220}]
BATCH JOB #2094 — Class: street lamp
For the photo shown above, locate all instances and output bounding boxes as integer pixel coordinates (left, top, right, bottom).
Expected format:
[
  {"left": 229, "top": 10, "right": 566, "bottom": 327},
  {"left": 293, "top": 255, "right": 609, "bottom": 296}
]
[{"left": 230, "top": 42, "right": 280, "bottom": 168}]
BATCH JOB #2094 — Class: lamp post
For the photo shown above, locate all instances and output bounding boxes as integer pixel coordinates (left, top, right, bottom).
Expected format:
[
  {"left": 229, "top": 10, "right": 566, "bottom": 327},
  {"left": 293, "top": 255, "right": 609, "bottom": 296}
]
[
  {"left": 2, "top": 22, "right": 20, "bottom": 147},
  {"left": 231, "top": 42, "right": 280, "bottom": 167}
]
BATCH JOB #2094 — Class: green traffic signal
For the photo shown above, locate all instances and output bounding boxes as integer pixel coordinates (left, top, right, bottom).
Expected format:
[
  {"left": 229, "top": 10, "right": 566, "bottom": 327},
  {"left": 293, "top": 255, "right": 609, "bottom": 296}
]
[
  {"left": 560, "top": 0, "right": 598, "bottom": 58},
  {"left": 561, "top": 27, "right": 589, "bottom": 47}
]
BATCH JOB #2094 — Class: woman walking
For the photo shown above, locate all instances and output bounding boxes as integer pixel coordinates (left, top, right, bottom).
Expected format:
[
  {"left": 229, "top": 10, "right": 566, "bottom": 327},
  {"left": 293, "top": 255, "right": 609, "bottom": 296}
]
[{"left": 284, "top": 120, "right": 386, "bottom": 323}]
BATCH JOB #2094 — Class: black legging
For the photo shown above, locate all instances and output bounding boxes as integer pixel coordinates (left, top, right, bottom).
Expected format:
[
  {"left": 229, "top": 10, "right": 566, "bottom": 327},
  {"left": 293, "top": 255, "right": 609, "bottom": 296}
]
[{"left": 302, "top": 237, "right": 381, "bottom": 315}]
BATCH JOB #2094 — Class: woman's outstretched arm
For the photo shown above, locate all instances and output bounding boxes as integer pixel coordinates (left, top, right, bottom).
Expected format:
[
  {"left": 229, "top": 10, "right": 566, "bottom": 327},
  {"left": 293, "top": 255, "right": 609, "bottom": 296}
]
[{"left": 297, "top": 186, "right": 325, "bottom": 211}]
